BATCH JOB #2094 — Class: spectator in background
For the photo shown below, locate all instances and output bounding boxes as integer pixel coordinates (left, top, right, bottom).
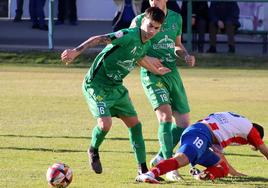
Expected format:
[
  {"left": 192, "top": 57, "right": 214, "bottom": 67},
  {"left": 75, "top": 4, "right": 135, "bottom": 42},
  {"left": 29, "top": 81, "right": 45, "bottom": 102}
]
[
  {"left": 13, "top": 0, "right": 24, "bottom": 22},
  {"left": 56, "top": 0, "right": 77, "bottom": 25},
  {"left": 112, "top": 0, "right": 139, "bottom": 31},
  {"left": 29, "top": 0, "right": 47, "bottom": 30},
  {"left": 181, "top": 1, "right": 209, "bottom": 53},
  {"left": 141, "top": 0, "right": 181, "bottom": 14},
  {"left": 207, "top": 1, "right": 240, "bottom": 53}
]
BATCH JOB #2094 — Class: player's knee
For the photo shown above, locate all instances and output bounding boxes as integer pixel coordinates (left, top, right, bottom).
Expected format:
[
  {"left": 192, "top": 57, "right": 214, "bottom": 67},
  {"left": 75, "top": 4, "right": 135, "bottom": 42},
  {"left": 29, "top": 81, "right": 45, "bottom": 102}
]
[
  {"left": 156, "top": 108, "right": 173, "bottom": 122},
  {"left": 176, "top": 120, "right": 189, "bottom": 128},
  {"left": 174, "top": 114, "right": 190, "bottom": 128},
  {"left": 173, "top": 152, "right": 190, "bottom": 167},
  {"left": 97, "top": 117, "right": 112, "bottom": 131},
  {"left": 157, "top": 111, "right": 172, "bottom": 122}
]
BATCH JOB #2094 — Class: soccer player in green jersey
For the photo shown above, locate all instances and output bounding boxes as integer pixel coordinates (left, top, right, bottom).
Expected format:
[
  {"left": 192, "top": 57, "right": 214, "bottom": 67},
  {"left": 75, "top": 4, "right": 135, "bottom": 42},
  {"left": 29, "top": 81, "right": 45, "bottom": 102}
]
[
  {"left": 61, "top": 7, "right": 168, "bottom": 176},
  {"left": 130, "top": 0, "right": 196, "bottom": 181}
]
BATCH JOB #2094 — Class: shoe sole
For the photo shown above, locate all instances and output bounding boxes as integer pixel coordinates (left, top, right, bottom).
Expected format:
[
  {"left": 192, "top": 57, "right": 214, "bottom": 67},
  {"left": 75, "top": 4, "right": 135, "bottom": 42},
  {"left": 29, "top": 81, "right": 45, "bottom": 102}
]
[
  {"left": 143, "top": 178, "right": 159, "bottom": 184},
  {"left": 136, "top": 177, "right": 160, "bottom": 184}
]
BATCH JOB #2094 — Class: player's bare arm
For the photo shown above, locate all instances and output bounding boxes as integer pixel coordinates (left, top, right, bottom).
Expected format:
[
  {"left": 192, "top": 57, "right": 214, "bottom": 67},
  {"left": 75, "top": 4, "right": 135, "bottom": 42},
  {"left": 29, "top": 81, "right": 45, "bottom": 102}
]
[
  {"left": 213, "top": 148, "right": 246, "bottom": 177},
  {"left": 61, "top": 35, "right": 112, "bottom": 64},
  {"left": 175, "top": 36, "right": 195, "bottom": 67},
  {"left": 138, "top": 58, "right": 171, "bottom": 75},
  {"left": 257, "top": 144, "right": 268, "bottom": 160},
  {"left": 221, "top": 153, "right": 246, "bottom": 176}
]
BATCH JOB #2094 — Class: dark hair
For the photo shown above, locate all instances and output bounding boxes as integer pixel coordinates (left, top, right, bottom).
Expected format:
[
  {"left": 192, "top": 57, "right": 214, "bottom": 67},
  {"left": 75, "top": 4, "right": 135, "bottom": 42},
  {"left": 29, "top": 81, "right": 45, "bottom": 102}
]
[
  {"left": 144, "top": 7, "right": 165, "bottom": 24},
  {"left": 253, "top": 123, "right": 264, "bottom": 139}
]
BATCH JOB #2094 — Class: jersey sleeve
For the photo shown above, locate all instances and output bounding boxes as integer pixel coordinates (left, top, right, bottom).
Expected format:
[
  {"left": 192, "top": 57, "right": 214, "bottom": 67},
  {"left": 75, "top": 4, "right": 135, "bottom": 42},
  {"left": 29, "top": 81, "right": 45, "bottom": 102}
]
[
  {"left": 247, "top": 127, "right": 264, "bottom": 147},
  {"left": 106, "top": 29, "right": 131, "bottom": 46}
]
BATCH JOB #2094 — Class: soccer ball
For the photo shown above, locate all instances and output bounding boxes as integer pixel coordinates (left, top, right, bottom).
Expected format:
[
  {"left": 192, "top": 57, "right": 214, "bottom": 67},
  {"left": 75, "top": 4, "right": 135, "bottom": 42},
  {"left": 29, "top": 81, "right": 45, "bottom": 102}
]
[{"left": 46, "top": 163, "right": 73, "bottom": 188}]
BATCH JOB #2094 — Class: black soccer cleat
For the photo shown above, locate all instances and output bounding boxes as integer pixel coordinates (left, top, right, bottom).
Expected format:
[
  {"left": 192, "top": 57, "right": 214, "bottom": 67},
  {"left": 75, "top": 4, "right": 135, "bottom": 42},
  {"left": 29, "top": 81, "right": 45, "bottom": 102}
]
[{"left": 88, "top": 148, "right": 102, "bottom": 174}]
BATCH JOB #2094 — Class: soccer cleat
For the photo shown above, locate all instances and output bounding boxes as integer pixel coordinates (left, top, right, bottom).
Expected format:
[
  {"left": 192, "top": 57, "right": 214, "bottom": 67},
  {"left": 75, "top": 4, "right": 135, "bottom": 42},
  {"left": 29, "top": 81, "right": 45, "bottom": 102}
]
[
  {"left": 165, "top": 170, "right": 183, "bottom": 181},
  {"left": 87, "top": 148, "right": 102, "bottom": 174},
  {"left": 135, "top": 173, "right": 160, "bottom": 184},
  {"left": 149, "top": 154, "right": 164, "bottom": 168}
]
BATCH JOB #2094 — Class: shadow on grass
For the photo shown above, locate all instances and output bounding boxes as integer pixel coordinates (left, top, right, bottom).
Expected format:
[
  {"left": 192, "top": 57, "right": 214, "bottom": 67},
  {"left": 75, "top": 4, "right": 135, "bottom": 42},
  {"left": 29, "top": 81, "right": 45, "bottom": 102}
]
[
  {"left": 225, "top": 152, "right": 261, "bottom": 158},
  {"left": 130, "top": 176, "right": 268, "bottom": 187},
  {"left": 215, "top": 176, "right": 268, "bottom": 187},
  {"left": 0, "top": 146, "right": 159, "bottom": 155},
  {"left": 0, "top": 134, "right": 158, "bottom": 142},
  {"left": 0, "top": 146, "right": 85, "bottom": 153}
]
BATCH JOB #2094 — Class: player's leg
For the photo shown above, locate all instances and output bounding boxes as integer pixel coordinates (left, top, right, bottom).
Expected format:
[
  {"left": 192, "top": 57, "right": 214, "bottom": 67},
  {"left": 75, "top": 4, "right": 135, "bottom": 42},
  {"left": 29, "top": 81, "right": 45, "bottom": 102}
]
[
  {"left": 155, "top": 104, "right": 174, "bottom": 160},
  {"left": 113, "top": 86, "right": 148, "bottom": 175},
  {"left": 195, "top": 150, "right": 228, "bottom": 181},
  {"left": 172, "top": 112, "right": 189, "bottom": 148},
  {"left": 156, "top": 74, "right": 190, "bottom": 158},
  {"left": 120, "top": 116, "right": 148, "bottom": 174},
  {"left": 150, "top": 104, "right": 183, "bottom": 181},
  {"left": 136, "top": 123, "right": 212, "bottom": 183},
  {"left": 82, "top": 83, "right": 112, "bottom": 174},
  {"left": 140, "top": 74, "right": 174, "bottom": 162},
  {"left": 202, "top": 160, "right": 229, "bottom": 180},
  {"left": 164, "top": 124, "right": 184, "bottom": 181},
  {"left": 157, "top": 75, "right": 190, "bottom": 181},
  {"left": 170, "top": 73, "right": 191, "bottom": 147},
  {"left": 136, "top": 133, "right": 199, "bottom": 183},
  {"left": 150, "top": 118, "right": 185, "bottom": 166},
  {"left": 88, "top": 117, "right": 112, "bottom": 174},
  {"left": 136, "top": 153, "right": 189, "bottom": 184}
]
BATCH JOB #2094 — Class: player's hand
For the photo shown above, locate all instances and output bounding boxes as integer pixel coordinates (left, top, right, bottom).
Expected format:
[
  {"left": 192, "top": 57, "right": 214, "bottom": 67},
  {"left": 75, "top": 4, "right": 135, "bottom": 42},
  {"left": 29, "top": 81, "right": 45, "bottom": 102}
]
[
  {"left": 145, "top": 56, "right": 163, "bottom": 69},
  {"left": 61, "top": 49, "right": 79, "bottom": 65},
  {"left": 185, "top": 55, "right": 195, "bottom": 67},
  {"left": 157, "top": 67, "right": 171, "bottom": 75}
]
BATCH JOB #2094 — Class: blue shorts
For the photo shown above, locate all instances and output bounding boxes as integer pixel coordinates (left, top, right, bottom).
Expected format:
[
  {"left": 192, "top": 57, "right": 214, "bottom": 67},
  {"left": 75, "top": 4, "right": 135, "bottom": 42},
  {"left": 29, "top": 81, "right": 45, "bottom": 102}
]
[{"left": 177, "top": 123, "right": 220, "bottom": 167}]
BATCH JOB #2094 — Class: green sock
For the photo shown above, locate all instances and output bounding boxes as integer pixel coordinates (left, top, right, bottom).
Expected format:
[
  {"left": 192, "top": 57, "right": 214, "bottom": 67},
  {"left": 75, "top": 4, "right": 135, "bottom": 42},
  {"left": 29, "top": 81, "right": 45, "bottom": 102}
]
[
  {"left": 158, "top": 122, "right": 173, "bottom": 159},
  {"left": 90, "top": 126, "right": 108, "bottom": 149},
  {"left": 171, "top": 123, "right": 185, "bottom": 148},
  {"left": 158, "top": 123, "right": 185, "bottom": 158},
  {"left": 128, "top": 123, "right": 146, "bottom": 164}
]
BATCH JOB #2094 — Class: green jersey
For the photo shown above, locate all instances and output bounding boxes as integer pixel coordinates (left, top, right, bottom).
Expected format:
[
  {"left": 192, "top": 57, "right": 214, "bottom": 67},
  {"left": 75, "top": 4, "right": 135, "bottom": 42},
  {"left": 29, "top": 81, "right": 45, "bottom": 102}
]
[
  {"left": 135, "top": 9, "right": 182, "bottom": 72},
  {"left": 85, "top": 27, "right": 151, "bottom": 87}
]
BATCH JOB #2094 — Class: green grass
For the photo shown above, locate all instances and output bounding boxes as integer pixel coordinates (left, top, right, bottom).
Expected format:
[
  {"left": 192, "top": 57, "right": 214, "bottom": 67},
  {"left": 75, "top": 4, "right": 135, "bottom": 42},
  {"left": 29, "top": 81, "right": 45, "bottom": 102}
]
[
  {"left": 0, "top": 54, "right": 268, "bottom": 188},
  {"left": 1, "top": 51, "right": 268, "bottom": 68}
]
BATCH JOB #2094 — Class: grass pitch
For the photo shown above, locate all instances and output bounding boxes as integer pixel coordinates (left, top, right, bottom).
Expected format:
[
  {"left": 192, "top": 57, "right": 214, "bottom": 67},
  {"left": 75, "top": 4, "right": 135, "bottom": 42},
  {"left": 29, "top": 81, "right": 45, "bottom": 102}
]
[{"left": 0, "top": 64, "right": 268, "bottom": 188}]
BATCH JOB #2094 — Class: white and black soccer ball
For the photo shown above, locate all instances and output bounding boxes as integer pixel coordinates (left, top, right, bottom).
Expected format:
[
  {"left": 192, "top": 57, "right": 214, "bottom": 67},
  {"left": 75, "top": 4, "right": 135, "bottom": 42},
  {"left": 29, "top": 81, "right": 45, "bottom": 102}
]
[{"left": 46, "top": 163, "right": 73, "bottom": 188}]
